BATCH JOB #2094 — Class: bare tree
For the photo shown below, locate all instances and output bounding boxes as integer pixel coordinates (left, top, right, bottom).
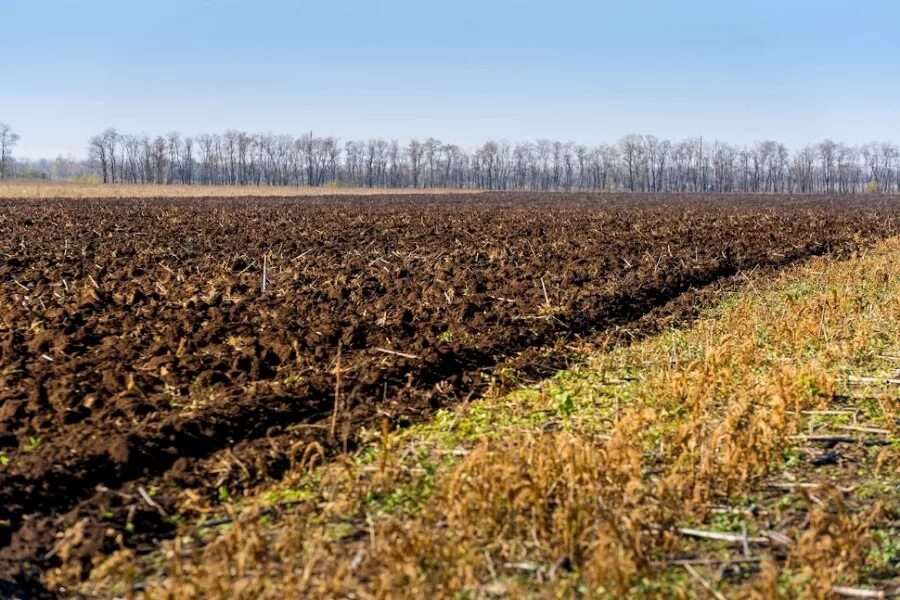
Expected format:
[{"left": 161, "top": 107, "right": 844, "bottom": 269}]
[
  {"left": 791, "top": 145, "right": 816, "bottom": 193},
  {"left": 818, "top": 139, "right": 837, "bottom": 193},
  {"left": 88, "top": 129, "right": 118, "bottom": 184},
  {"left": 406, "top": 139, "right": 424, "bottom": 188},
  {"left": 423, "top": 138, "right": 441, "bottom": 188},
  {"left": 711, "top": 142, "right": 737, "bottom": 192},
  {"left": 619, "top": 135, "right": 644, "bottom": 192},
  {"left": 0, "top": 123, "right": 21, "bottom": 180}
]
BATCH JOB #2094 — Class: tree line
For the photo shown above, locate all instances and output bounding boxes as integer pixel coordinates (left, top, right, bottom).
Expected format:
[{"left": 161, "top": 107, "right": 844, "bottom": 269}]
[
  {"left": 86, "top": 128, "right": 900, "bottom": 193},
  {"left": 4, "top": 121, "right": 900, "bottom": 193}
]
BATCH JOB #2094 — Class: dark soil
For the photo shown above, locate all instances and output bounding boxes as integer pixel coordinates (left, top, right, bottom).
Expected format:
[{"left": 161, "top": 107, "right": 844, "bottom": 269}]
[{"left": 1, "top": 192, "right": 899, "bottom": 597}]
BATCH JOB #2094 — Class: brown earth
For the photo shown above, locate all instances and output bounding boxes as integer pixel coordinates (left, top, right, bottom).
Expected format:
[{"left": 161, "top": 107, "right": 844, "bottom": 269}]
[{"left": 1, "top": 192, "right": 899, "bottom": 597}]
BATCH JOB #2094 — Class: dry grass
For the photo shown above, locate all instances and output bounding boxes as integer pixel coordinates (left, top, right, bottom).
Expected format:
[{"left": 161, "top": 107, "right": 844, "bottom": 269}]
[
  {"left": 0, "top": 181, "right": 477, "bottom": 199},
  {"left": 65, "top": 239, "right": 900, "bottom": 599}
]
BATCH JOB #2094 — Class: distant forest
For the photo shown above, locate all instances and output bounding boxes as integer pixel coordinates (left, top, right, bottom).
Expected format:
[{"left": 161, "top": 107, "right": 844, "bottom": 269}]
[{"left": 3, "top": 122, "right": 900, "bottom": 193}]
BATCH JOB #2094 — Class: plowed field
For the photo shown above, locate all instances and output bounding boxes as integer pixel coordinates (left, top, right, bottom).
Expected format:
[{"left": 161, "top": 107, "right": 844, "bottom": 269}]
[{"left": 2, "top": 193, "right": 899, "bottom": 596}]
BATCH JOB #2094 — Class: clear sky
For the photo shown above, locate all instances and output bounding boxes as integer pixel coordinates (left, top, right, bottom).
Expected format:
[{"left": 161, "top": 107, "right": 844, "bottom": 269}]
[{"left": 3, "top": 0, "right": 900, "bottom": 158}]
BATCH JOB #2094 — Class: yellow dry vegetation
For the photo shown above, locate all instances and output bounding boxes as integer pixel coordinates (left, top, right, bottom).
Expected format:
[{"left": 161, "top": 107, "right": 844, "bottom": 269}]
[
  {"left": 0, "top": 182, "right": 476, "bottom": 199},
  {"left": 72, "top": 239, "right": 900, "bottom": 599}
]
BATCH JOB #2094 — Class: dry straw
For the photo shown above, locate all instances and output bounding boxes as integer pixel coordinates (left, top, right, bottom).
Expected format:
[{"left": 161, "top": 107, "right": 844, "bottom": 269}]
[{"left": 0, "top": 182, "right": 477, "bottom": 199}]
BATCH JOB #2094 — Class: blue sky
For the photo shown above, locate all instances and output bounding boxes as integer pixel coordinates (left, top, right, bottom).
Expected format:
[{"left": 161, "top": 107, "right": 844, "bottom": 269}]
[{"left": 3, "top": 0, "right": 900, "bottom": 158}]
